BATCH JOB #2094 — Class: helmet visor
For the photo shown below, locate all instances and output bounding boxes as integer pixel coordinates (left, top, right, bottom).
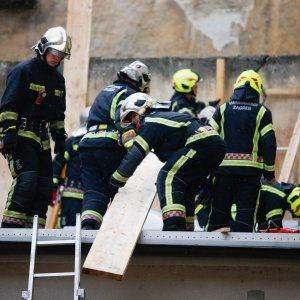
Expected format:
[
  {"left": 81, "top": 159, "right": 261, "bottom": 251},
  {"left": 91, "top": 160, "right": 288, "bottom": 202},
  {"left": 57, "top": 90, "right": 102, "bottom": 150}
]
[{"left": 48, "top": 48, "right": 68, "bottom": 58}]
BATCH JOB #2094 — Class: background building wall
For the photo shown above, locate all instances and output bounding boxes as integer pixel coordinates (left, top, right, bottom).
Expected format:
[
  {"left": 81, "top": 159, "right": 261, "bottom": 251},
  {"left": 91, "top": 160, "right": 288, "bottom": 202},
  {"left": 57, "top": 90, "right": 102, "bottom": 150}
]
[{"left": 0, "top": 0, "right": 299, "bottom": 61}]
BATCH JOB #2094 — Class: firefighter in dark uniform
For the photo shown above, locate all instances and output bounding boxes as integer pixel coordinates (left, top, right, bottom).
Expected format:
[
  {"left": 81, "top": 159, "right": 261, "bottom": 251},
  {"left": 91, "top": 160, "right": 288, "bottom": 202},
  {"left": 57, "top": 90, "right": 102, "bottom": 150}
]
[
  {"left": 52, "top": 107, "right": 90, "bottom": 228},
  {"left": 110, "top": 93, "right": 225, "bottom": 231},
  {"left": 0, "top": 27, "right": 71, "bottom": 228},
  {"left": 207, "top": 70, "right": 277, "bottom": 232},
  {"left": 256, "top": 181, "right": 300, "bottom": 231},
  {"left": 170, "top": 69, "right": 220, "bottom": 117},
  {"left": 79, "top": 61, "right": 151, "bottom": 230}
]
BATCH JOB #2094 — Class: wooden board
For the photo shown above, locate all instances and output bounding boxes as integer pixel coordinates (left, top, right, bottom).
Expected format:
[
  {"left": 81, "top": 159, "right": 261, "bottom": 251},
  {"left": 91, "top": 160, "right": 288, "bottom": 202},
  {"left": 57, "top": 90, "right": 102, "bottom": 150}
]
[
  {"left": 83, "top": 152, "right": 163, "bottom": 280},
  {"left": 216, "top": 58, "right": 226, "bottom": 104},
  {"left": 64, "top": 0, "right": 93, "bottom": 133},
  {"left": 279, "top": 111, "right": 300, "bottom": 183}
]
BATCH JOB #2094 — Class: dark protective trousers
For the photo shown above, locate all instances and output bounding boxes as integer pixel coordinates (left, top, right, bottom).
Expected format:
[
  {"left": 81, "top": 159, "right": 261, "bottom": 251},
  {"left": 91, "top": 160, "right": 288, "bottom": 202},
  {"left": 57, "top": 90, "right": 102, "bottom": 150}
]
[
  {"left": 156, "top": 135, "right": 225, "bottom": 231},
  {"left": 1, "top": 140, "right": 53, "bottom": 228},
  {"left": 207, "top": 174, "right": 261, "bottom": 232},
  {"left": 79, "top": 147, "right": 126, "bottom": 227},
  {"left": 59, "top": 196, "right": 82, "bottom": 228}
]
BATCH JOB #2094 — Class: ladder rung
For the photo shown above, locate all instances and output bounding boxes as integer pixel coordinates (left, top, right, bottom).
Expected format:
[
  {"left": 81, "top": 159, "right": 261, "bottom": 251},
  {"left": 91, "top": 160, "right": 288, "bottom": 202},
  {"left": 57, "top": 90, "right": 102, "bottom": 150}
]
[
  {"left": 37, "top": 240, "right": 75, "bottom": 246},
  {"left": 34, "top": 272, "right": 75, "bottom": 278}
]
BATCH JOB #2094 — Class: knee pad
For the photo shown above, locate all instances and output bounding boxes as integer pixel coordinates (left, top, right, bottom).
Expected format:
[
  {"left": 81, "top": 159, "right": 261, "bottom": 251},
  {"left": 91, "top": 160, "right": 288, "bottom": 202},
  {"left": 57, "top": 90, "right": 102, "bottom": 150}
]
[
  {"left": 10, "top": 171, "right": 38, "bottom": 210},
  {"left": 31, "top": 176, "right": 52, "bottom": 217}
]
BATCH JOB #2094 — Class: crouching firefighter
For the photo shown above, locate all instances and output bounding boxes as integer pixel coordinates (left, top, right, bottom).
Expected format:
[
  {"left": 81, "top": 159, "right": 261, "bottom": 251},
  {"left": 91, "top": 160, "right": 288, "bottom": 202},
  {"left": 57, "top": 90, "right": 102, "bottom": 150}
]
[
  {"left": 110, "top": 93, "right": 225, "bottom": 231},
  {"left": 0, "top": 26, "right": 71, "bottom": 228}
]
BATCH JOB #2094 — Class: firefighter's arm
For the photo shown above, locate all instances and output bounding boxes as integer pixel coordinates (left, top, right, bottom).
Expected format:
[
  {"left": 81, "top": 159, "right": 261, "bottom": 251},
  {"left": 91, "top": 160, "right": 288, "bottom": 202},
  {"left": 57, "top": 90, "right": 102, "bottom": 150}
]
[
  {"left": 0, "top": 68, "right": 24, "bottom": 152},
  {"left": 260, "top": 109, "right": 277, "bottom": 181},
  {"left": 110, "top": 144, "right": 145, "bottom": 188},
  {"left": 208, "top": 105, "right": 222, "bottom": 133}
]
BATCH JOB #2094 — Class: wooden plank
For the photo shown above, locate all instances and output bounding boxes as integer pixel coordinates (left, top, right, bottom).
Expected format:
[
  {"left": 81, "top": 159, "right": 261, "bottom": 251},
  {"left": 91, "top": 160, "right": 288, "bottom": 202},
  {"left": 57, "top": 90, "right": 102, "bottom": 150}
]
[
  {"left": 266, "top": 88, "right": 300, "bottom": 96},
  {"left": 64, "top": 0, "right": 93, "bottom": 134},
  {"left": 279, "top": 111, "right": 300, "bottom": 183},
  {"left": 216, "top": 58, "right": 226, "bottom": 104},
  {"left": 83, "top": 152, "right": 163, "bottom": 280}
]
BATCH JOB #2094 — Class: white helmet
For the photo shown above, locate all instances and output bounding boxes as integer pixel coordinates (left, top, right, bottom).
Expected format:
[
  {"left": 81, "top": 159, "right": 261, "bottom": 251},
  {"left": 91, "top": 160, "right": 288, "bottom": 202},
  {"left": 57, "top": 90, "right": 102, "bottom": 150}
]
[
  {"left": 120, "top": 93, "right": 170, "bottom": 128},
  {"left": 117, "top": 61, "right": 151, "bottom": 89},
  {"left": 198, "top": 106, "right": 216, "bottom": 124},
  {"left": 33, "top": 26, "right": 72, "bottom": 59}
]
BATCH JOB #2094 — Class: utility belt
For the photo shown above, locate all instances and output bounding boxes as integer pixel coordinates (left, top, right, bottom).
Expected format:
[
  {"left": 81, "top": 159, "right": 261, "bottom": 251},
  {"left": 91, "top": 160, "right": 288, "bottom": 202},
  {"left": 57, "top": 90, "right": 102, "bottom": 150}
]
[
  {"left": 63, "top": 177, "right": 83, "bottom": 190},
  {"left": 18, "top": 117, "right": 48, "bottom": 132},
  {"left": 87, "top": 123, "right": 116, "bottom": 133}
]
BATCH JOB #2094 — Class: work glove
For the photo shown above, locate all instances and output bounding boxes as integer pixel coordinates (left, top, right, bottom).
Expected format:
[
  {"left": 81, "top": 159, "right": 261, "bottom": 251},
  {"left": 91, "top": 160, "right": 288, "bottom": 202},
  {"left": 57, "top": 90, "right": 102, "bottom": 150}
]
[
  {"left": 121, "top": 129, "right": 136, "bottom": 150},
  {"left": 0, "top": 133, "right": 18, "bottom": 153},
  {"left": 54, "top": 138, "right": 66, "bottom": 155}
]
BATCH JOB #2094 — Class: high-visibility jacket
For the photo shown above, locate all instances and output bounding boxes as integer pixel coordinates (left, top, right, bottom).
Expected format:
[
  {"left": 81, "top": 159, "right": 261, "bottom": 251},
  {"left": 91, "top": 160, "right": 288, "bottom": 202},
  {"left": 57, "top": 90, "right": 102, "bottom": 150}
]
[
  {"left": 209, "top": 87, "right": 276, "bottom": 179},
  {"left": 0, "top": 56, "right": 66, "bottom": 150},
  {"left": 79, "top": 80, "right": 139, "bottom": 150},
  {"left": 170, "top": 91, "right": 219, "bottom": 118}
]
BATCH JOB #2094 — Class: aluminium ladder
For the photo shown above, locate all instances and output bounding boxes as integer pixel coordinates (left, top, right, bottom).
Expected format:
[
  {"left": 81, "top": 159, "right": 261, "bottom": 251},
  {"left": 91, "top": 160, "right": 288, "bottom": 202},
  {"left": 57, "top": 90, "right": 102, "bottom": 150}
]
[{"left": 21, "top": 214, "right": 85, "bottom": 300}]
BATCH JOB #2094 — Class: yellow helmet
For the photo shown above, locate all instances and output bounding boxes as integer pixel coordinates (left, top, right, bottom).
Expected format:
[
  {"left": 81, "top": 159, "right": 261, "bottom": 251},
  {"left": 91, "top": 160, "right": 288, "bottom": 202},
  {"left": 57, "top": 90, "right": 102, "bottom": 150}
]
[
  {"left": 234, "top": 70, "right": 263, "bottom": 95},
  {"left": 172, "top": 69, "right": 200, "bottom": 93},
  {"left": 287, "top": 187, "right": 300, "bottom": 217}
]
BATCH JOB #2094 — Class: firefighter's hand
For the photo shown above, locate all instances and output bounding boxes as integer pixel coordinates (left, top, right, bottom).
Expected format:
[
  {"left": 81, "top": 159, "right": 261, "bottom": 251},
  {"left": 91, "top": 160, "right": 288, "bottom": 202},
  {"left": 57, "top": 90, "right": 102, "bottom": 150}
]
[
  {"left": 54, "top": 139, "right": 66, "bottom": 154},
  {"left": 1, "top": 133, "right": 18, "bottom": 152}
]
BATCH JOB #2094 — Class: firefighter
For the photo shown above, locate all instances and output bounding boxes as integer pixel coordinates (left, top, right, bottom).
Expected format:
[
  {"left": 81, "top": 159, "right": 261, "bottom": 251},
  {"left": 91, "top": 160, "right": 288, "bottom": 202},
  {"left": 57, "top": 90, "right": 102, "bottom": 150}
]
[
  {"left": 0, "top": 26, "right": 71, "bottom": 228},
  {"left": 79, "top": 61, "right": 151, "bottom": 230},
  {"left": 170, "top": 69, "right": 220, "bottom": 117},
  {"left": 110, "top": 93, "right": 225, "bottom": 231},
  {"left": 206, "top": 70, "right": 277, "bottom": 232},
  {"left": 256, "top": 181, "right": 300, "bottom": 231},
  {"left": 51, "top": 106, "right": 90, "bottom": 228}
]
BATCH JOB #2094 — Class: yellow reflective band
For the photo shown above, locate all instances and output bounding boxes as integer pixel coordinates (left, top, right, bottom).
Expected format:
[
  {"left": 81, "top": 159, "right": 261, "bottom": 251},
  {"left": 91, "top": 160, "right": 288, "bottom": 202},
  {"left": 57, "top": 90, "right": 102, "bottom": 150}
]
[
  {"left": 260, "top": 123, "right": 273, "bottom": 137},
  {"left": 50, "top": 121, "right": 64, "bottom": 130},
  {"left": 219, "top": 104, "right": 226, "bottom": 138},
  {"left": 81, "top": 210, "right": 103, "bottom": 222},
  {"left": 61, "top": 191, "right": 84, "bottom": 199},
  {"left": 6, "top": 177, "right": 17, "bottom": 208},
  {"left": 42, "top": 139, "right": 51, "bottom": 150},
  {"left": 54, "top": 89, "right": 64, "bottom": 97},
  {"left": 204, "top": 101, "right": 209, "bottom": 107},
  {"left": 0, "top": 111, "right": 18, "bottom": 122},
  {"left": 18, "top": 129, "right": 41, "bottom": 144},
  {"left": 162, "top": 204, "right": 186, "bottom": 214},
  {"left": 112, "top": 170, "right": 129, "bottom": 183},
  {"left": 3, "top": 125, "right": 17, "bottom": 132},
  {"left": 261, "top": 184, "right": 286, "bottom": 198},
  {"left": 135, "top": 135, "right": 150, "bottom": 154},
  {"left": 29, "top": 83, "right": 45, "bottom": 92},
  {"left": 263, "top": 164, "right": 275, "bottom": 172},
  {"left": 220, "top": 159, "right": 263, "bottom": 168},
  {"left": 194, "top": 204, "right": 206, "bottom": 214},
  {"left": 253, "top": 106, "right": 266, "bottom": 161},
  {"left": 81, "top": 131, "right": 118, "bottom": 141},
  {"left": 266, "top": 209, "right": 283, "bottom": 220},
  {"left": 64, "top": 150, "right": 70, "bottom": 161},
  {"left": 124, "top": 139, "right": 134, "bottom": 149},
  {"left": 145, "top": 117, "right": 191, "bottom": 128},
  {"left": 209, "top": 118, "right": 219, "bottom": 132},
  {"left": 287, "top": 187, "right": 300, "bottom": 208},
  {"left": 53, "top": 177, "right": 59, "bottom": 184},
  {"left": 165, "top": 149, "right": 195, "bottom": 206},
  {"left": 110, "top": 89, "right": 126, "bottom": 121},
  {"left": 231, "top": 203, "right": 237, "bottom": 221},
  {"left": 185, "top": 130, "right": 218, "bottom": 145},
  {"left": 178, "top": 107, "right": 195, "bottom": 117},
  {"left": 3, "top": 210, "right": 27, "bottom": 220},
  {"left": 186, "top": 216, "right": 194, "bottom": 223}
]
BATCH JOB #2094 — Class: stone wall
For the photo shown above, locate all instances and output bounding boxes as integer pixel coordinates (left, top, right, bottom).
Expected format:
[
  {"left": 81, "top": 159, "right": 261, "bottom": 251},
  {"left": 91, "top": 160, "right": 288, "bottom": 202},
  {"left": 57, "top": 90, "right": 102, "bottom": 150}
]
[{"left": 0, "top": 0, "right": 299, "bottom": 61}]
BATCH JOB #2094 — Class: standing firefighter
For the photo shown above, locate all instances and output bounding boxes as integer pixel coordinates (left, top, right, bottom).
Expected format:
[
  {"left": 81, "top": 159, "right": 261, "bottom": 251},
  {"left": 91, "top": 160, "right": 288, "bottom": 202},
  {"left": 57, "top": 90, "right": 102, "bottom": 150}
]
[
  {"left": 0, "top": 26, "right": 71, "bottom": 228},
  {"left": 170, "top": 69, "right": 220, "bottom": 117},
  {"left": 207, "top": 70, "right": 277, "bottom": 232},
  {"left": 51, "top": 106, "right": 90, "bottom": 228},
  {"left": 79, "top": 61, "right": 151, "bottom": 230},
  {"left": 110, "top": 93, "right": 225, "bottom": 231}
]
